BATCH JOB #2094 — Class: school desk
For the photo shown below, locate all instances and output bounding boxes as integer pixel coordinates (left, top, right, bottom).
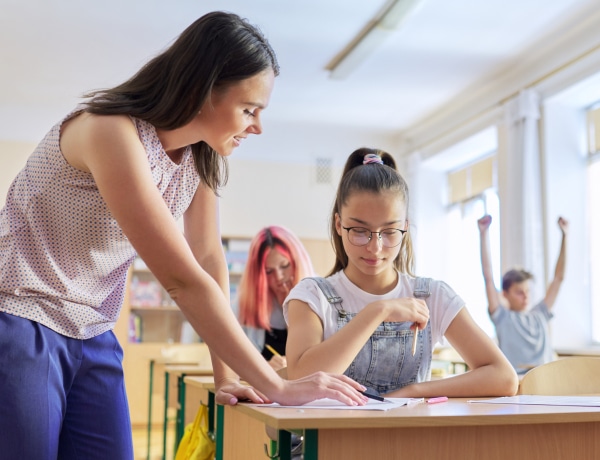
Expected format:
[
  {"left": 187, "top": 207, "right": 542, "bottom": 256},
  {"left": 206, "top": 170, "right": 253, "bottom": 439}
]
[
  {"left": 161, "top": 364, "right": 213, "bottom": 460},
  {"left": 145, "top": 357, "right": 200, "bottom": 460},
  {"left": 223, "top": 397, "right": 600, "bottom": 460},
  {"left": 184, "top": 375, "right": 275, "bottom": 460}
]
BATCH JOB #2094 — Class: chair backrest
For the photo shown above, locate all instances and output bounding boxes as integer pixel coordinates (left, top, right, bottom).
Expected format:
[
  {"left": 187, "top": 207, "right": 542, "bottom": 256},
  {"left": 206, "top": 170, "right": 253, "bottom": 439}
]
[
  {"left": 518, "top": 357, "right": 600, "bottom": 395},
  {"left": 276, "top": 366, "right": 288, "bottom": 379}
]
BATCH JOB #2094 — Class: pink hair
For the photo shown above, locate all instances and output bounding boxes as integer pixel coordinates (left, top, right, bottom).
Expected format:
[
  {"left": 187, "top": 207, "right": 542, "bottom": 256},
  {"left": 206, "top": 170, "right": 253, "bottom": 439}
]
[{"left": 238, "top": 225, "right": 314, "bottom": 330}]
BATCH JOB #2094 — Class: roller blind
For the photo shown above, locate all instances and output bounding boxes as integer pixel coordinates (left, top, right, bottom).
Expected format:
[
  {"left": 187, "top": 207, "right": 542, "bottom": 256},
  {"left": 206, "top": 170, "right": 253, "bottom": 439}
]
[
  {"left": 587, "top": 105, "right": 600, "bottom": 155},
  {"left": 447, "top": 155, "right": 495, "bottom": 204}
]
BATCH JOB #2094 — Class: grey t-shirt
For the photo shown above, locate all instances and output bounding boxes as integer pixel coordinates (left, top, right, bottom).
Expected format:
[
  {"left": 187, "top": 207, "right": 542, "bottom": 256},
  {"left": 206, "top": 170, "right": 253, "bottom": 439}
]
[{"left": 490, "top": 301, "right": 554, "bottom": 374}]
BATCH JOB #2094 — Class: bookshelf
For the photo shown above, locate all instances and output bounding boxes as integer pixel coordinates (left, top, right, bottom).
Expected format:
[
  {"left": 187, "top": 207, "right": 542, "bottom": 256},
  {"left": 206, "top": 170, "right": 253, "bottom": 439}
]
[
  {"left": 124, "top": 237, "right": 251, "bottom": 345},
  {"left": 222, "top": 236, "right": 251, "bottom": 311},
  {"left": 118, "top": 236, "right": 251, "bottom": 426},
  {"left": 116, "top": 235, "right": 332, "bottom": 425},
  {"left": 127, "top": 257, "right": 197, "bottom": 344}
]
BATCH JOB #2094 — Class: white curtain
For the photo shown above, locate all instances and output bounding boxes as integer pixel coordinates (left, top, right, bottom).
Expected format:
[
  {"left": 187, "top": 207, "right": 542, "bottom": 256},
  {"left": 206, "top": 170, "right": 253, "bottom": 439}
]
[{"left": 498, "top": 89, "right": 545, "bottom": 302}]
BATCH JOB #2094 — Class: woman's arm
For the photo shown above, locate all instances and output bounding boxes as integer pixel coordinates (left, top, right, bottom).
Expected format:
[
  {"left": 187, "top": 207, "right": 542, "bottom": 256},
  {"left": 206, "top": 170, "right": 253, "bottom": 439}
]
[
  {"left": 386, "top": 308, "right": 518, "bottom": 398},
  {"left": 286, "top": 296, "right": 429, "bottom": 380},
  {"left": 61, "top": 113, "right": 366, "bottom": 406},
  {"left": 183, "top": 184, "right": 267, "bottom": 403}
]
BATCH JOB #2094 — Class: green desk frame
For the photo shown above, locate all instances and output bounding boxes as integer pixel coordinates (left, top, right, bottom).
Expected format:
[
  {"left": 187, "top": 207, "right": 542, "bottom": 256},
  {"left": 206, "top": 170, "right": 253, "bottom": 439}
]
[
  {"left": 146, "top": 359, "right": 155, "bottom": 460},
  {"left": 183, "top": 378, "right": 311, "bottom": 460}
]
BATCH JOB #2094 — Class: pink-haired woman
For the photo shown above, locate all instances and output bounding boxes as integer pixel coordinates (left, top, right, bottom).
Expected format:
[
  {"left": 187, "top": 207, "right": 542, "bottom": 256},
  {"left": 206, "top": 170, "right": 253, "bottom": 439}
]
[{"left": 237, "top": 225, "right": 315, "bottom": 370}]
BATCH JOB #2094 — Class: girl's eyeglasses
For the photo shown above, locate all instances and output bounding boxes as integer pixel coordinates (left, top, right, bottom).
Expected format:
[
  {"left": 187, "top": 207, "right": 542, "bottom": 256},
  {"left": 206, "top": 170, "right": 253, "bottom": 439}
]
[{"left": 342, "top": 226, "right": 407, "bottom": 248}]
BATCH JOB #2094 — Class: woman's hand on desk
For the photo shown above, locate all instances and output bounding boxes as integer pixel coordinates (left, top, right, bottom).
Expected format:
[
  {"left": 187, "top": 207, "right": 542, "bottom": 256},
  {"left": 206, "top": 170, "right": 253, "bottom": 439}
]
[
  {"left": 214, "top": 372, "right": 367, "bottom": 407},
  {"left": 215, "top": 378, "right": 269, "bottom": 406},
  {"left": 272, "top": 372, "right": 368, "bottom": 407}
]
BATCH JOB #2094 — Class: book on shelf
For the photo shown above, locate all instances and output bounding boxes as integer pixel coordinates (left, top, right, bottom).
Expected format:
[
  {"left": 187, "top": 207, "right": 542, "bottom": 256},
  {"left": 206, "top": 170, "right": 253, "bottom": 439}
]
[
  {"left": 225, "top": 251, "right": 249, "bottom": 274},
  {"left": 223, "top": 238, "right": 250, "bottom": 274},
  {"left": 129, "top": 276, "right": 163, "bottom": 307},
  {"left": 128, "top": 313, "right": 142, "bottom": 343}
]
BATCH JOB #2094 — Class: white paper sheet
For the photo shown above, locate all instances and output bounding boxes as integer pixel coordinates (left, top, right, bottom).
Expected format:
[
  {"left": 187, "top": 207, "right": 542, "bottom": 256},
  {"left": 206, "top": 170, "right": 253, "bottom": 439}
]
[
  {"left": 246, "top": 397, "right": 416, "bottom": 411},
  {"left": 468, "top": 395, "right": 600, "bottom": 407}
]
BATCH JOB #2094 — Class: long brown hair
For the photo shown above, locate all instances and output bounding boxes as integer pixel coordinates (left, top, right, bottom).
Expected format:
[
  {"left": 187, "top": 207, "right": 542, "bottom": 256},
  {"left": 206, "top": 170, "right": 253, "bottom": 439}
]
[
  {"left": 329, "top": 147, "right": 415, "bottom": 276},
  {"left": 83, "top": 11, "right": 279, "bottom": 194}
]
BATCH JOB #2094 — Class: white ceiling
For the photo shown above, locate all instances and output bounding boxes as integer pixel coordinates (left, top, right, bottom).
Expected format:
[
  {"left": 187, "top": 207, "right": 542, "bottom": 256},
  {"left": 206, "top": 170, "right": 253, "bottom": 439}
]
[{"left": 1, "top": 0, "right": 599, "bottom": 150}]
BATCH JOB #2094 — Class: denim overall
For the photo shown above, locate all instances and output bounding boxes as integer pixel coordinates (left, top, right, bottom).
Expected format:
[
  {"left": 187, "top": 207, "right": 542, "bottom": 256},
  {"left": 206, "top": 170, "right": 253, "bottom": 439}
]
[{"left": 310, "top": 277, "right": 432, "bottom": 395}]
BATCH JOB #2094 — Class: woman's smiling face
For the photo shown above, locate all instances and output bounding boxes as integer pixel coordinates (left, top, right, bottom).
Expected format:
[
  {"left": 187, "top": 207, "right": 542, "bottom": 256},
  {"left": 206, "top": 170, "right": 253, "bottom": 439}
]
[{"left": 183, "top": 68, "right": 276, "bottom": 156}]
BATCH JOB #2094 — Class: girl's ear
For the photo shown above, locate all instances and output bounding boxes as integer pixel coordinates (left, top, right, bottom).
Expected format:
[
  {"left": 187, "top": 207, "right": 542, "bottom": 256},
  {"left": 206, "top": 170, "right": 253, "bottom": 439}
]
[
  {"left": 404, "top": 220, "right": 409, "bottom": 231},
  {"left": 334, "top": 213, "right": 343, "bottom": 236}
]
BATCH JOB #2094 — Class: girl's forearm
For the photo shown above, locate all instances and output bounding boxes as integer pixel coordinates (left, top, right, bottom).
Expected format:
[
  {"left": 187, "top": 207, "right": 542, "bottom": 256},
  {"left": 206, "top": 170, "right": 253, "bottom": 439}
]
[
  {"left": 289, "top": 303, "right": 388, "bottom": 378},
  {"left": 386, "top": 363, "right": 518, "bottom": 398}
]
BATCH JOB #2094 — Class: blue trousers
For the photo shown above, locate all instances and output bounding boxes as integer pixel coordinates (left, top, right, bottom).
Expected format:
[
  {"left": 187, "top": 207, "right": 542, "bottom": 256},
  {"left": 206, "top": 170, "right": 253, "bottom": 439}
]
[{"left": 0, "top": 311, "right": 133, "bottom": 459}]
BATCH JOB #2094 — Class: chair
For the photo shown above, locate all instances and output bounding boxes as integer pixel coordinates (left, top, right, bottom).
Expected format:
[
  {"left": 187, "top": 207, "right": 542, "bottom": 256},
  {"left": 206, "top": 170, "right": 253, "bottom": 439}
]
[
  {"left": 518, "top": 357, "right": 600, "bottom": 395},
  {"left": 276, "top": 366, "right": 288, "bottom": 379}
]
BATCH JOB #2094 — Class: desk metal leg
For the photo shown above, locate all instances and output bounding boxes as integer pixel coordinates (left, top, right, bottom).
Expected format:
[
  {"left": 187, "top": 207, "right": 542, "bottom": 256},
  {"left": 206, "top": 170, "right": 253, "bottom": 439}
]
[
  {"left": 146, "top": 360, "right": 154, "bottom": 460},
  {"left": 162, "top": 371, "right": 170, "bottom": 460},
  {"left": 277, "top": 430, "right": 292, "bottom": 460},
  {"left": 207, "top": 392, "right": 215, "bottom": 434},
  {"left": 215, "top": 404, "right": 224, "bottom": 460},
  {"left": 304, "top": 429, "right": 318, "bottom": 460},
  {"left": 174, "top": 374, "right": 187, "bottom": 457}
]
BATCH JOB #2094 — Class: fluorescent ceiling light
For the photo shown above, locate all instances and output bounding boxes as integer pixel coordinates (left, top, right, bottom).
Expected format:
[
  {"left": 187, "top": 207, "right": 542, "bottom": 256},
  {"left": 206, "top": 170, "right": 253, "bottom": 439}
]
[{"left": 325, "top": 0, "right": 424, "bottom": 80}]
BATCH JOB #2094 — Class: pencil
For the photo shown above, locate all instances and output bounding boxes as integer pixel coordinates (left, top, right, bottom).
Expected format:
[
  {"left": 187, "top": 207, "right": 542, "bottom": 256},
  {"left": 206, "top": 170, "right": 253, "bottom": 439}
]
[
  {"left": 359, "top": 390, "right": 385, "bottom": 402},
  {"left": 412, "top": 325, "right": 418, "bottom": 356},
  {"left": 265, "top": 344, "right": 281, "bottom": 357}
]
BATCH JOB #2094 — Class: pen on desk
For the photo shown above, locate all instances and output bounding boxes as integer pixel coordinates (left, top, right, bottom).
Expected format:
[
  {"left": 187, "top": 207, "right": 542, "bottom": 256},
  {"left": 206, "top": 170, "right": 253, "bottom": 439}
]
[
  {"left": 412, "top": 325, "right": 418, "bottom": 356},
  {"left": 265, "top": 344, "right": 281, "bottom": 357},
  {"left": 427, "top": 396, "right": 448, "bottom": 404},
  {"left": 359, "top": 390, "right": 385, "bottom": 402}
]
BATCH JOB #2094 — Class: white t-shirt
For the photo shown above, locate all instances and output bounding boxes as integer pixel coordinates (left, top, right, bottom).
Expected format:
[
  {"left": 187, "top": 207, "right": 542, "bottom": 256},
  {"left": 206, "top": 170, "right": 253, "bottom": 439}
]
[{"left": 283, "top": 270, "right": 465, "bottom": 346}]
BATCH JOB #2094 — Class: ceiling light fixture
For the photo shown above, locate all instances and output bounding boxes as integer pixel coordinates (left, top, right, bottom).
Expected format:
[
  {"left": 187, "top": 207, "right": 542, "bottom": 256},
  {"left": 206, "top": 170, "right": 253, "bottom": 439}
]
[{"left": 325, "top": 0, "right": 425, "bottom": 80}]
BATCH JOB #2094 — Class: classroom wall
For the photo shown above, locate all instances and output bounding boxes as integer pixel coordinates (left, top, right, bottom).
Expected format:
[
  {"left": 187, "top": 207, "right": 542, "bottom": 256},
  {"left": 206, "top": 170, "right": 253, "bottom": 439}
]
[
  {"left": 0, "top": 140, "right": 36, "bottom": 205},
  {"left": 219, "top": 121, "right": 397, "bottom": 240},
  {"left": 0, "top": 121, "right": 397, "bottom": 240}
]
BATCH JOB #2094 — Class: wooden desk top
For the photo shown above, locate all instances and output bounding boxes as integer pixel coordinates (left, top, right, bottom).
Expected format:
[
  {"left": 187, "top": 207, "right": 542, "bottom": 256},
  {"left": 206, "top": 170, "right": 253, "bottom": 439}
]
[
  {"left": 229, "top": 398, "right": 600, "bottom": 431},
  {"left": 183, "top": 375, "right": 216, "bottom": 389},
  {"left": 151, "top": 357, "right": 202, "bottom": 365},
  {"left": 164, "top": 364, "right": 213, "bottom": 377},
  {"left": 556, "top": 347, "right": 600, "bottom": 357}
]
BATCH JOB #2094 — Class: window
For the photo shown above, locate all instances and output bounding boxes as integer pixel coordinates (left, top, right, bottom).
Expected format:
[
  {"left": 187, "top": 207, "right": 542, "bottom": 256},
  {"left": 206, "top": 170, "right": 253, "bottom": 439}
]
[
  {"left": 589, "top": 159, "right": 600, "bottom": 342},
  {"left": 416, "top": 127, "right": 499, "bottom": 340},
  {"left": 587, "top": 106, "right": 600, "bottom": 342},
  {"left": 447, "top": 155, "right": 495, "bottom": 204},
  {"left": 586, "top": 104, "right": 600, "bottom": 155},
  {"left": 445, "top": 155, "right": 499, "bottom": 338},
  {"left": 445, "top": 190, "right": 499, "bottom": 338}
]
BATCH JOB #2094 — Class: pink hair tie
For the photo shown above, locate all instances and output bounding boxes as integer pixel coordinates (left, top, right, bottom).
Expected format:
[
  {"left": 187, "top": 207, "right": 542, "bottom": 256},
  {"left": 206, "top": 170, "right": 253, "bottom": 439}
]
[{"left": 363, "top": 153, "right": 383, "bottom": 165}]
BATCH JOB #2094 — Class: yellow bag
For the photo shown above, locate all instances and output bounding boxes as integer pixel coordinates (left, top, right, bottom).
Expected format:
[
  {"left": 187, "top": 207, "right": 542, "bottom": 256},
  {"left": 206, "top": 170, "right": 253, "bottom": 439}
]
[{"left": 175, "top": 404, "right": 216, "bottom": 460}]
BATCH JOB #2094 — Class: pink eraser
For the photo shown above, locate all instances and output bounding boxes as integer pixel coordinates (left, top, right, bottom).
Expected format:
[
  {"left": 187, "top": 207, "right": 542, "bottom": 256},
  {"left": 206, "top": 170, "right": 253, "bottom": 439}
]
[{"left": 427, "top": 396, "right": 448, "bottom": 404}]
